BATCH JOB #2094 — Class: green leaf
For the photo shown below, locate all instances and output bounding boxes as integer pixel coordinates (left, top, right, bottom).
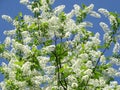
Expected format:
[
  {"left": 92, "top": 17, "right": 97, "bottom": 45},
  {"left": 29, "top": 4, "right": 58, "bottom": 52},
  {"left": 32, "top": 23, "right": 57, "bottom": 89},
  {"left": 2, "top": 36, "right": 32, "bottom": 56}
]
[
  {"left": 14, "top": 61, "right": 24, "bottom": 67},
  {"left": 82, "top": 3, "right": 87, "bottom": 9},
  {"left": 0, "top": 44, "right": 5, "bottom": 53},
  {"left": 19, "top": 12, "right": 22, "bottom": 17},
  {"left": 58, "top": 12, "right": 66, "bottom": 22}
]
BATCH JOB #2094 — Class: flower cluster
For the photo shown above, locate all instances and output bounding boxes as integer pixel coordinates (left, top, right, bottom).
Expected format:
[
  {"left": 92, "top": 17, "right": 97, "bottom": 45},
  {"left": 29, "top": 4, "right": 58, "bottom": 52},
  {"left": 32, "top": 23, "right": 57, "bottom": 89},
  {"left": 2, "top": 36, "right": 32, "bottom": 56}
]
[{"left": 0, "top": 0, "right": 120, "bottom": 90}]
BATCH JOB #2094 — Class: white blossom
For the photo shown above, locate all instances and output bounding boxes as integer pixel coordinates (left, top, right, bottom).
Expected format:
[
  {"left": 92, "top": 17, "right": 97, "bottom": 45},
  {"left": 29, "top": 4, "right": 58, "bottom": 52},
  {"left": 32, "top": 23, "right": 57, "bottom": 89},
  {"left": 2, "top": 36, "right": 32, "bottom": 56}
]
[
  {"left": 82, "top": 75, "right": 89, "bottom": 81},
  {"left": 74, "top": 4, "right": 80, "bottom": 16},
  {"left": 84, "top": 69, "right": 92, "bottom": 76},
  {"left": 89, "top": 11, "right": 101, "bottom": 18},
  {"left": 33, "top": 7, "right": 40, "bottom": 13},
  {"left": 66, "top": 10, "right": 75, "bottom": 18},
  {"left": 4, "top": 37, "right": 11, "bottom": 47},
  {"left": 21, "top": 31, "right": 30, "bottom": 37},
  {"left": 23, "top": 15, "right": 33, "bottom": 24},
  {"left": 53, "top": 5, "right": 65, "bottom": 15},
  {"left": 49, "top": 0, "right": 55, "bottom": 4},
  {"left": 1, "top": 1, "right": 120, "bottom": 89},
  {"left": 23, "top": 37, "right": 32, "bottom": 44},
  {"left": 22, "top": 61, "right": 31, "bottom": 75},
  {"left": 100, "top": 55, "right": 106, "bottom": 64},
  {"left": 42, "top": 45, "right": 55, "bottom": 53},
  {"left": 109, "top": 15, "right": 117, "bottom": 26},
  {"left": 64, "top": 32, "right": 71, "bottom": 38},
  {"left": 3, "top": 29, "right": 16, "bottom": 36},
  {"left": 98, "top": 8, "right": 110, "bottom": 17},
  {"left": 71, "top": 83, "right": 78, "bottom": 88},
  {"left": 79, "top": 21, "right": 93, "bottom": 28},
  {"left": 2, "top": 15, "right": 12, "bottom": 22},
  {"left": 86, "top": 61, "right": 93, "bottom": 68},
  {"left": 83, "top": 4, "right": 94, "bottom": 13},
  {"left": 113, "top": 42, "right": 120, "bottom": 53},
  {"left": 103, "top": 33, "right": 111, "bottom": 43},
  {"left": 99, "top": 22, "right": 110, "bottom": 33},
  {"left": 20, "top": 0, "right": 29, "bottom": 5},
  {"left": 13, "top": 20, "right": 19, "bottom": 26}
]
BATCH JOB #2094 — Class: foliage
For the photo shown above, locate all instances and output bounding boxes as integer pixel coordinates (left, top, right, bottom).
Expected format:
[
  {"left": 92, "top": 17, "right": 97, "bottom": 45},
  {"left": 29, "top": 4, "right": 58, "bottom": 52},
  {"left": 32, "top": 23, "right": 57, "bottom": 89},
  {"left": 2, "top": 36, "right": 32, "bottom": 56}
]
[{"left": 0, "top": 0, "right": 120, "bottom": 90}]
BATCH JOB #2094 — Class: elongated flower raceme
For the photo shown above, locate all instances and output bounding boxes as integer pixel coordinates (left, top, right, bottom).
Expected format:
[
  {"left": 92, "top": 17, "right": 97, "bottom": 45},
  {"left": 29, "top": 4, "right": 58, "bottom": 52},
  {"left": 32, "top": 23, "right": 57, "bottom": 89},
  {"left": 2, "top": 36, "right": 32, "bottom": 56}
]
[
  {"left": 89, "top": 11, "right": 101, "bottom": 18},
  {"left": 20, "top": 0, "right": 29, "bottom": 5},
  {"left": 113, "top": 42, "right": 120, "bottom": 53},
  {"left": 98, "top": 8, "right": 110, "bottom": 17},
  {"left": 53, "top": 5, "right": 65, "bottom": 15},
  {"left": 99, "top": 22, "right": 110, "bottom": 33},
  {"left": 4, "top": 37, "right": 11, "bottom": 48},
  {"left": 2, "top": 15, "right": 12, "bottom": 22}
]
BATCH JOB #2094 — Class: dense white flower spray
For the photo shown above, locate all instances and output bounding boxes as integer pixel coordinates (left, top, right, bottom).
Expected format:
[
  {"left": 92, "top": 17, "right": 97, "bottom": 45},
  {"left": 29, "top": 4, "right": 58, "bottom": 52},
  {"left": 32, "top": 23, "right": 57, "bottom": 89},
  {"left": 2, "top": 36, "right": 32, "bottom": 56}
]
[{"left": 0, "top": 0, "right": 120, "bottom": 90}]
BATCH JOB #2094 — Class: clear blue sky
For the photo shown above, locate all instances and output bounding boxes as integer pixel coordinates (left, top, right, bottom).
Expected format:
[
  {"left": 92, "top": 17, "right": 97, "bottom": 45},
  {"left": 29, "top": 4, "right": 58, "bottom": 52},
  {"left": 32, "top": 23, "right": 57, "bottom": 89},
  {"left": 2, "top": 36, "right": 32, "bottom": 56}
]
[{"left": 0, "top": 0, "right": 120, "bottom": 84}]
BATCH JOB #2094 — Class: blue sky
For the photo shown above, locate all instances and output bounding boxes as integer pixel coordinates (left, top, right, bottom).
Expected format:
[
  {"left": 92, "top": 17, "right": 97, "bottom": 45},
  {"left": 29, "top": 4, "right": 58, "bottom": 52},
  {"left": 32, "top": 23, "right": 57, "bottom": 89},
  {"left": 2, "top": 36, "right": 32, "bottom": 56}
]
[{"left": 0, "top": 0, "right": 120, "bottom": 84}]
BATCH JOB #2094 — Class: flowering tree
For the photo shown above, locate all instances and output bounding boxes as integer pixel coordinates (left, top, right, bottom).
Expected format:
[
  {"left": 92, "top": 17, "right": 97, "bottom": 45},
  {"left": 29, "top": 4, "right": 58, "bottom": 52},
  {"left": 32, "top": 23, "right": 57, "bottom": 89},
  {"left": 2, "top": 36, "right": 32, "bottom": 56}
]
[{"left": 0, "top": 0, "right": 120, "bottom": 90}]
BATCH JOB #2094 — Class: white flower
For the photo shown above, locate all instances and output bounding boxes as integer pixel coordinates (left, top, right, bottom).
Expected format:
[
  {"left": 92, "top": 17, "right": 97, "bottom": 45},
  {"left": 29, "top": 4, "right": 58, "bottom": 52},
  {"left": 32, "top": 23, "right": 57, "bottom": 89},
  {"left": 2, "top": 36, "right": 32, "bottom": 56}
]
[
  {"left": 27, "top": 5, "right": 32, "bottom": 11},
  {"left": 4, "top": 37, "right": 11, "bottom": 47},
  {"left": 22, "top": 61, "right": 31, "bottom": 75},
  {"left": 3, "top": 29, "right": 16, "bottom": 36},
  {"left": 0, "top": 82, "right": 6, "bottom": 90},
  {"left": 79, "top": 53, "right": 88, "bottom": 60},
  {"left": 113, "top": 42, "right": 120, "bottom": 53},
  {"left": 2, "top": 51, "right": 11, "bottom": 59},
  {"left": 79, "top": 21, "right": 93, "bottom": 28},
  {"left": 31, "top": 76, "right": 43, "bottom": 85},
  {"left": 20, "top": 0, "right": 29, "bottom": 5},
  {"left": 43, "top": 45, "right": 55, "bottom": 53},
  {"left": 98, "top": 8, "right": 110, "bottom": 17},
  {"left": 90, "top": 32, "right": 101, "bottom": 45},
  {"left": 100, "top": 55, "right": 106, "bottom": 64},
  {"left": 110, "top": 81, "right": 118, "bottom": 86},
  {"left": 74, "top": 4, "right": 80, "bottom": 11},
  {"left": 89, "top": 11, "right": 101, "bottom": 18},
  {"left": 106, "top": 68, "right": 117, "bottom": 76},
  {"left": 67, "top": 75, "right": 77, "bottom": 83},
  {"left": 65, "top": 19, "right": 77, "bottom": 32},
  {"left": 22, "top": 45, "right": 31, "bottom": 55},
  {"left": 21, "top": 31, "right": 30, "bottom": 37},
  {"left": 49, "top": 0, "right": 55, "bottom": 4},
  {"left": 23, "top": 15, "right": 33, "bottom": 24},
  {"left": 82, "top": 75, "right": 89, "bottom": 81},
  {"left": 99, "top": 22, "right": 110, "bottom": 33},
  {"left": 103, "top": 33, "right": 111, "bottom": 43},
  {"left": 13, "top": 20, "right": 19, "bottom": 26},
  {"left": 84, "top": 69, "right": 92, "bottom": 76},
  {"left": 74, "top": 4, "right": 80, "bottom": 16},
  {"left": 45, "top": 66, "right": 55, "bottom": 74},
  {"left": 99, "top": 77, "right": 106, "bottom": 86},
  {"left": 83, "top": 4, "right": 94, "bottom": 13},
  {"left": 66, "top": 10, "right": 75, "bottom": 18},
  {"left": 64, "top": 32, "right": 71, "bottom": 38},
  {"left": 12, "top": 39, "right": 31, "bottom": 55},
  {"left": 109, "top": 15, "right": 117, "bottom": 26},
  {"left": 71, "top": 83, "right": 78, "bottom": 88},
  {"left": 33, "top": 7, "right": 40, "bottom": 13},
  {"left": 54, "top": 5, "right": 65, "bottom": 15},
  {"left": 86, "top": 61, "right": 93, "bottom": 68},
  {"left": 2, "top": 15, "right": 12, "bottom": 22},
  {"left": 94, "top": 32, "right": 101, "bottom": 44},
  {"left": 9, "top": 71, "right": 16, "bottom": 80},
  {"left": 23, "top": 37, "right": 32, "bottom": 44},
  {"left": 37, "top": 56, "right": 49, "bottom": 68},
  {"left": 14, "top": 81, "right": 27, "bottom": 88}
]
